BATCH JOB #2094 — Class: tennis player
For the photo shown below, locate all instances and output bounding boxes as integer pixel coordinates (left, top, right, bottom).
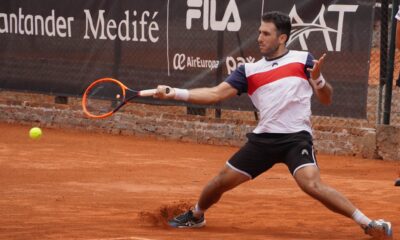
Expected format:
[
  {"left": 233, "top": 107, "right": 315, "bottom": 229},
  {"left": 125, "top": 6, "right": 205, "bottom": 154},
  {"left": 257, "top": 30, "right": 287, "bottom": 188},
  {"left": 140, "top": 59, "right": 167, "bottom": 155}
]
[{"left": 155, "top": 11, "right": 392, "bottom": 239}]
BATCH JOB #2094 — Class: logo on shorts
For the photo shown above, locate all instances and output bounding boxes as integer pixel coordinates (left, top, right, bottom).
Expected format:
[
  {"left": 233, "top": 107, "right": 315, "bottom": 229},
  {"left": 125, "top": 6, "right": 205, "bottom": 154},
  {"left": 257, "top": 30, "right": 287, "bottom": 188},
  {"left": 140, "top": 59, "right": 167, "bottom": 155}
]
[{"left": 301, "top": 149, "right": 309, "bottom": 156}]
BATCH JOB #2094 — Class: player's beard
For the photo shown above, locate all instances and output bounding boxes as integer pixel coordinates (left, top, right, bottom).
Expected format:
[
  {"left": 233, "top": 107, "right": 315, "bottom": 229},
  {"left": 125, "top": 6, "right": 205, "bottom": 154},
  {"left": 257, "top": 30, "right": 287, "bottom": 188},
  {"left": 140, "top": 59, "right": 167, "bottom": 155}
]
[{"left": 263, "top": 42, "right": 282, "bottom": 59}]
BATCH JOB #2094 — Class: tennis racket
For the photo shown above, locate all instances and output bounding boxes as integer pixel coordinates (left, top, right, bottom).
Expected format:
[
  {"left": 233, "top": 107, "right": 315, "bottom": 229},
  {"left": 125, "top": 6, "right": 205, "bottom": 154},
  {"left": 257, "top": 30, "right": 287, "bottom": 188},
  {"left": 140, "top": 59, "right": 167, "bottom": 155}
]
[{"left": 82, "top": 77, "right": 169, "bottom": 119}]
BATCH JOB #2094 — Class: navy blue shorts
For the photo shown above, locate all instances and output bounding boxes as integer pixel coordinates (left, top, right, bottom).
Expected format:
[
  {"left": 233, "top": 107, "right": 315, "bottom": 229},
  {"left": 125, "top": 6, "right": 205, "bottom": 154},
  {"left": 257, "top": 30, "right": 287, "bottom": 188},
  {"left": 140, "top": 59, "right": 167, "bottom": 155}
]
[{"left": 227, "top": 131, "right": 318, "bottom": 179}]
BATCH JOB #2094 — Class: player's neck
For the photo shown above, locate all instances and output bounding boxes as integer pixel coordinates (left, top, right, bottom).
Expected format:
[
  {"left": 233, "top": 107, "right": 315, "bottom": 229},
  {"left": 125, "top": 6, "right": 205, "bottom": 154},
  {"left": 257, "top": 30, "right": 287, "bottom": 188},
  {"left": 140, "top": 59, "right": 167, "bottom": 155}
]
[{"left": 264, "top": 47, "right": 289, "bottom": 61}]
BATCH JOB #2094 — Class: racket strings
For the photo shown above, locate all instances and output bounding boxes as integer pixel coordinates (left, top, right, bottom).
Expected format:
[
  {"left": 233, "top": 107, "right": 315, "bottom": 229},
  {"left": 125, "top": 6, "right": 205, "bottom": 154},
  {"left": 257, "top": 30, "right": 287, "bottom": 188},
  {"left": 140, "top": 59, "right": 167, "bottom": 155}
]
[{"left": 84, "top": 81, "right": 124, "bottom": 116}]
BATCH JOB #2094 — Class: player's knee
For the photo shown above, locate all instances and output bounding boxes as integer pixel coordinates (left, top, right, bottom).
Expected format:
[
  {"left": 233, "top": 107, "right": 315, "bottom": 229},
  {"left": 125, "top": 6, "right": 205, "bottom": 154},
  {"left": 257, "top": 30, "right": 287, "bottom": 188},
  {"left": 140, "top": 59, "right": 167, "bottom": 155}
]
[{"left": 299, "top": 180, "right": 323, "bottom": 195}]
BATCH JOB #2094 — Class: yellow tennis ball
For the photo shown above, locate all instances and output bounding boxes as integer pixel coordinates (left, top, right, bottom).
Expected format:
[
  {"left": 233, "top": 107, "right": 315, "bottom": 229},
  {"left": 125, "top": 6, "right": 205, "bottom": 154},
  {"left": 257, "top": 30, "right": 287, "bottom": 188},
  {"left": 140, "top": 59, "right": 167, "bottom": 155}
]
[{"left": 29, "top": 127, "right": 42, "bottom": 140}]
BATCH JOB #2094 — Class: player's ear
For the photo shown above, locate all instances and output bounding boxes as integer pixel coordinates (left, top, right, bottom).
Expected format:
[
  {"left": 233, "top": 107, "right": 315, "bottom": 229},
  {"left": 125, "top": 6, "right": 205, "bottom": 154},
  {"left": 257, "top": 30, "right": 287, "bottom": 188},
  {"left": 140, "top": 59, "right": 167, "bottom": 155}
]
[{"left": 279, "top": 33, "right": 288, "bottom": 44}]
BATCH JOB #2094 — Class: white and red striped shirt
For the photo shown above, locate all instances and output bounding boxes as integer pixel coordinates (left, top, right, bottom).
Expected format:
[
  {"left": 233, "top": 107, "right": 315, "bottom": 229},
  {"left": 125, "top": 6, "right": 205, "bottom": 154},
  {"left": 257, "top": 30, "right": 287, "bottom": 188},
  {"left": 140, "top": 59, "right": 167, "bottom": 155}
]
[{"left": 225, "top": 50, "right": 315, "bottom": 134}]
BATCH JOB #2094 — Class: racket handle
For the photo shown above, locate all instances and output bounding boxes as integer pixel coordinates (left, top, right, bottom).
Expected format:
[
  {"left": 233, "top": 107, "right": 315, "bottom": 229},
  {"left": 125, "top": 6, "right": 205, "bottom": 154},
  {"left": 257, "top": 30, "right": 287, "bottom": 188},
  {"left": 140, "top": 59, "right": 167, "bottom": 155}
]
[
  {"left": 138, "top": 89, "right": 157, "bottom": 97},
  {"left": 139, "top": 88, "right": 171, "bottom": 97}
]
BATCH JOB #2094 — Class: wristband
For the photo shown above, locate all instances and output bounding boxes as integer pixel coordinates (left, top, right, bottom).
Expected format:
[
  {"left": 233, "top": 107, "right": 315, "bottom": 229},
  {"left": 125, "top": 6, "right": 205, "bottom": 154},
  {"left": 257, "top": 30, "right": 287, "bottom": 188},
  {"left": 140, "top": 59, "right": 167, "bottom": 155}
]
[
  {"left": 312, "top": 74, "right": 326, "bottom": 90},
  {"left": 173, "top": 88, "right": 190, "bottom": 101}
]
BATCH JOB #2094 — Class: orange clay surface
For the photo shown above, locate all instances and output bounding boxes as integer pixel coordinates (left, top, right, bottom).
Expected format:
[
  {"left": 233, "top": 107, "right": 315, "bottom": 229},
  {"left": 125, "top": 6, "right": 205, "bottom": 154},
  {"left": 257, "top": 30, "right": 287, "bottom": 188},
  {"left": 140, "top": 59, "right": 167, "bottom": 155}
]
[{"left": 0, "top": 122, "right": 399, "bottom": 240}]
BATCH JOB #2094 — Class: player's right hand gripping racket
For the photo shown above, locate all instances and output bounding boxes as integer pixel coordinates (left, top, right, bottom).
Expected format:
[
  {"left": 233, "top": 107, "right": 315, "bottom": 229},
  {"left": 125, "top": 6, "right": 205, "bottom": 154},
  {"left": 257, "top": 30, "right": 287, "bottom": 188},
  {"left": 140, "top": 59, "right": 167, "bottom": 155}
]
[{"left": 82, "top": 77, "right": 169, "bottom": 119}]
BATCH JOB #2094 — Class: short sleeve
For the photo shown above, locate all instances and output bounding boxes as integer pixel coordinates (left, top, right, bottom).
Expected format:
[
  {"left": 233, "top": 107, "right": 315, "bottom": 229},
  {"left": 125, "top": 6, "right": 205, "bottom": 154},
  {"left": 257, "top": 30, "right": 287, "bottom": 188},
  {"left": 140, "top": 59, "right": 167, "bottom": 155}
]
[
  {"left": 396, "top": 8, "right": 400, "bottom": 21},
  {"left": 304, "top": 53, "right": 315, "bottom": 79},
  {"left": 224, "top": 65, "right": 248, "bottom": 95}
]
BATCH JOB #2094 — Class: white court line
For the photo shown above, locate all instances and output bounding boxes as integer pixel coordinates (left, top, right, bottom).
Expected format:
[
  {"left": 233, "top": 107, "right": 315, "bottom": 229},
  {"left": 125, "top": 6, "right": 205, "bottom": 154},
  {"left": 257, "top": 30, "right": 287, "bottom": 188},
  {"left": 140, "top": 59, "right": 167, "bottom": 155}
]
[{"left": 87, "top": 237, "right": 157, "bottom": 240}]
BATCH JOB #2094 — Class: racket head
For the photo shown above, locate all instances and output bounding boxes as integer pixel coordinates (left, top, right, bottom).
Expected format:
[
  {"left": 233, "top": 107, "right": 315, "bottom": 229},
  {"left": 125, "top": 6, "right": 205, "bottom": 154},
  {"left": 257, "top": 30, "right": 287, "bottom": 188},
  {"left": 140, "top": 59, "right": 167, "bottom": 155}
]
[{"left": 82, "top": 78, "right": 128, "bottom": 119}]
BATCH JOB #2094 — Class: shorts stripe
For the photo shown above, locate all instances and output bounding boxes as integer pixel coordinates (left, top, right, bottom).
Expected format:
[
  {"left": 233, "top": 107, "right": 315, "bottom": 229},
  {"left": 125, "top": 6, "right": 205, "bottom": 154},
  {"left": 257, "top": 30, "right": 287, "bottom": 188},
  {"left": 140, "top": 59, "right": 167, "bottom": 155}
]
[
  {"left": 226, "top": 161, "right": 252, "bottom": 179},
  {"left": 311, "top": 145, "right": 318, "bottom": 167},
  {"left": 292, "top": 163, "right": 318, "bottom": 176}
]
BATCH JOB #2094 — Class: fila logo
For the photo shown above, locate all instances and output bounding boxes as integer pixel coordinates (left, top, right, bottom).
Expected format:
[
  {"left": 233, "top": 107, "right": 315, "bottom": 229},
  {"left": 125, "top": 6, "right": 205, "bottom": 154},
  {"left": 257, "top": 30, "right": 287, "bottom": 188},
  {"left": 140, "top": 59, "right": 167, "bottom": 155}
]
[
  {"left": 186, "top": 0, "right": 241, "bottom": 31},
  {"left": 288, "top": 4, "right": 358, "bottom": 52}
]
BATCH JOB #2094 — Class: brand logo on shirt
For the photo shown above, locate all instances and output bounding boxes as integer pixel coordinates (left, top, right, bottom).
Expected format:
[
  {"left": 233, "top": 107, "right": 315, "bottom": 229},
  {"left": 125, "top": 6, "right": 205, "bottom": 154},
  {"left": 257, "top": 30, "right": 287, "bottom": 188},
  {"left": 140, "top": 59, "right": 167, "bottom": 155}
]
[
  {"left": 186, "top": 0, "right": 241, "bottom": 31},
  {"left": 272, "top": 62, "right": 278, "bottom": 68},
  {"left": 287, "top": 4, "right": 358, "bottom": 52}
]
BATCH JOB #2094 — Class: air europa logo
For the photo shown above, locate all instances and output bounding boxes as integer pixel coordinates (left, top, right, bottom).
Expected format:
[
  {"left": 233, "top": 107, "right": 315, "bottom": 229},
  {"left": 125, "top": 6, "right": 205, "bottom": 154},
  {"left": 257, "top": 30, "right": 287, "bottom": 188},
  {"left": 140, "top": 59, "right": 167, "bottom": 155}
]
[
  {"left": 173, "top": 53, "right": 255, "bottom": 73},
  {"left": 173, "top": 53, "right": 220, "bottom": 70},
  {"left": 186, "top": 0, "right": 241, "bottom": 31},
  {"left": 288, "top": 4, "right": 358, "bottom": 52}
]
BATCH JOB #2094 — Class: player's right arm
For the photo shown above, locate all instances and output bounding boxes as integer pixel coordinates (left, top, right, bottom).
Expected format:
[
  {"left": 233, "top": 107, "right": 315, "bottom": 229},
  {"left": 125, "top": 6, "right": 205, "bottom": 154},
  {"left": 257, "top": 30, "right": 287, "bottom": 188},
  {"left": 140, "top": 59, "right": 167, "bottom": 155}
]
[
  {"left": 155, "top": 82, "right": 238, "bottom": 105},
  {"left": 155, "top": 65, "right": 247, "bottom": 104}
]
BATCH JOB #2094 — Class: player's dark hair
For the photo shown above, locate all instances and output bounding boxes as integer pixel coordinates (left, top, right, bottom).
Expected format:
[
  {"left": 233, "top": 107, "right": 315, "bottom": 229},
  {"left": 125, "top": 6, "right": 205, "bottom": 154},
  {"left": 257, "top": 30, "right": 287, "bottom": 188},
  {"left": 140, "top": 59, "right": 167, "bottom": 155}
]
[{"left": 262, "top": 11, "right": 291, "bottom": 43}]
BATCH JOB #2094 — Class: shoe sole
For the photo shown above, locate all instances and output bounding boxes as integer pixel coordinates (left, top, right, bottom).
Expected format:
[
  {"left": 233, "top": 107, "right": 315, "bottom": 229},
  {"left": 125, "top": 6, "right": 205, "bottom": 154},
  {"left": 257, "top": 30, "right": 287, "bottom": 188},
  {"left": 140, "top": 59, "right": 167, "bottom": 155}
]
[{"left": 170, "top": 220, "right": 206, "bottom": 229}]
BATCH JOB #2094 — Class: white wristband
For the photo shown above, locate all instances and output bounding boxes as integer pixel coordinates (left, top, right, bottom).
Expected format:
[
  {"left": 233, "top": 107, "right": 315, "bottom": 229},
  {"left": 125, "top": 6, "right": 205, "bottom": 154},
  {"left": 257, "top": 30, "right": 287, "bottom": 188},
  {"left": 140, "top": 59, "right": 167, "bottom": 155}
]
[
  {"left": 312, "top": 74, "right": 326, "bottom": 90},
  {"left": 173, "top": 88, "right": 190, "bottom": 101}
]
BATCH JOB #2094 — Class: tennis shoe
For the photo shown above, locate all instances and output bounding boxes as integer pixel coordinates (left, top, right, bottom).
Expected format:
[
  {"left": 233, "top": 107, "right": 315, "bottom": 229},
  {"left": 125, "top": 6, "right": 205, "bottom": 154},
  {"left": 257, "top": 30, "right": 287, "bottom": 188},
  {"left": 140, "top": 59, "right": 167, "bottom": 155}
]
[
  {"left": 168, "top": 210, "right": 205, "bottom": 228},
  {"left": 363, "top": 219, "right": 393, "bottom": 239},
  {"left": 395, "top": 178, "right": 400, "bottom": 186}
]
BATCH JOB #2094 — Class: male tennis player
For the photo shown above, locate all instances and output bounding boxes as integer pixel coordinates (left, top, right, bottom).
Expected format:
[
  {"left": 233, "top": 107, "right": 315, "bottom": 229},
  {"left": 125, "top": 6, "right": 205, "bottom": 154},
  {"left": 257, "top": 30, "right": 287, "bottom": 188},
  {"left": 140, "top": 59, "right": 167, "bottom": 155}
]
[{"left": 155, "top": 11, "right": 392, "bottom": 239}]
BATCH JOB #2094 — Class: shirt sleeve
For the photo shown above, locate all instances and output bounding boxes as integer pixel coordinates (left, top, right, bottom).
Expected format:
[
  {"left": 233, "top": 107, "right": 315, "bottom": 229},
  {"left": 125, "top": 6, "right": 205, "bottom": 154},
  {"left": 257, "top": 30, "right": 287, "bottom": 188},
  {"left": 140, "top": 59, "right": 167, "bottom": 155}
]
[
  {"left": 304, "top": 53, "right": 314, "bottom": 79},
  {"left": 224, "top": 65, "right": 247, "bottom": 95},
  {"left": 396, "top": 8, "right": 400, "bottom": 21}
]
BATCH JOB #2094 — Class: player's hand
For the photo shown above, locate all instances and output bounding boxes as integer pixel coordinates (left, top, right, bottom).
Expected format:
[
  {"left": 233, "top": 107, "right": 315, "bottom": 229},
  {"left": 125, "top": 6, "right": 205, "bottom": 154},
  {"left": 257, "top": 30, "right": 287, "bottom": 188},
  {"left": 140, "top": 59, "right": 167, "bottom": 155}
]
[
  {"left": 307, "top": 53, "right": 326, "bottom": 80},
  {"left": 154, "top": 85, "right": 175, "bottom": 99}
]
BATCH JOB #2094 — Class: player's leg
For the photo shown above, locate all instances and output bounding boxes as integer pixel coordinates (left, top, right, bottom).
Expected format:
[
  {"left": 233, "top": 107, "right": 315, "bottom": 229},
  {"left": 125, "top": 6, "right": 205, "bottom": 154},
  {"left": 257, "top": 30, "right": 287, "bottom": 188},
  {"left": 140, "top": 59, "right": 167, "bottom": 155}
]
[
  {"left": 193, "top": 137, "right": 277, "bottom": 219},
  {"left": 168, "top": 138, "right": 273, "bottom": 228},
  {"left": 283, "top": 135, "right": 393, "bottom": 239},
  {"left": 294, "top": 165, "right": 356, "bottom": 217},
  {"left": 194, "top": 165, "right": 251, "bottom": 216},
  {"left": 168, "top": 165, "right": 250, "bottom": 228},
  {"left": 294, "top": 165, "right": 392, "bottom": 239},
  {"left": 284, "top": 138, "right": 356, "bottom": 217}
]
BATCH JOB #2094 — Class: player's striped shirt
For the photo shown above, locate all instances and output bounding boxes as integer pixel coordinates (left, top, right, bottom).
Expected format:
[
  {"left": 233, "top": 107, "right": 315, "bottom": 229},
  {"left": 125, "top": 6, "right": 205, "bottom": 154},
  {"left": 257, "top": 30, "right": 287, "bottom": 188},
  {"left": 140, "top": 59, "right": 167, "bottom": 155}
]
[{"left": 225, "top": 50, "right": 315, "bottom": 134}]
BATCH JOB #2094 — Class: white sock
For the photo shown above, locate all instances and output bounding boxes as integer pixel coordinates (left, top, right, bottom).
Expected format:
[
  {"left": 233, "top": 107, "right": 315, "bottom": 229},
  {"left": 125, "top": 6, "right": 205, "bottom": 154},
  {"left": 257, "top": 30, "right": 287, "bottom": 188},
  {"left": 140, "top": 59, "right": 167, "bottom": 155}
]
[
  {"left": 193, "top": 203, "right": 204, "bottom": 217},
  {"left": 352, "top": 209, "right": 372, "bottom": 226}
]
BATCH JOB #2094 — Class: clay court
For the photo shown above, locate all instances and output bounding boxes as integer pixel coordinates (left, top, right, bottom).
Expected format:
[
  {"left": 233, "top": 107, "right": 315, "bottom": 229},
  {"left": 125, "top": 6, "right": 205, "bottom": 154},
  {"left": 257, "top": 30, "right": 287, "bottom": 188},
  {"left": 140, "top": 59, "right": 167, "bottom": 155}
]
[{"left": 0, "top": 122, "right": 398, "bottom": 240}]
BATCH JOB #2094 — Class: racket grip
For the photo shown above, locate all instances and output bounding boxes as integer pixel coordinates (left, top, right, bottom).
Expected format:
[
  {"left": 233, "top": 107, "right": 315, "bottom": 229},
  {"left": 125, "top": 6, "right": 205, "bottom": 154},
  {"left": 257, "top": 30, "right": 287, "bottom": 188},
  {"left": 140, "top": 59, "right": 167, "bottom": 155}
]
[
  {"left": 139, "top": 87, "right": 171, "bottom": 97},
  {"left": 138, "top": 89, "right": 157, "bottom": 97}
]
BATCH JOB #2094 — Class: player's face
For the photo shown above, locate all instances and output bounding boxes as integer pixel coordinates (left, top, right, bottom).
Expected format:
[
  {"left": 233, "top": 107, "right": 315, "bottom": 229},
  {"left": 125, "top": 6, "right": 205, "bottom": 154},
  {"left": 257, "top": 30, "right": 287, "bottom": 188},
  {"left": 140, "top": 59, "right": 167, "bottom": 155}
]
[{"left": 257, "top": 21, "right": 286, "bottom": 57}]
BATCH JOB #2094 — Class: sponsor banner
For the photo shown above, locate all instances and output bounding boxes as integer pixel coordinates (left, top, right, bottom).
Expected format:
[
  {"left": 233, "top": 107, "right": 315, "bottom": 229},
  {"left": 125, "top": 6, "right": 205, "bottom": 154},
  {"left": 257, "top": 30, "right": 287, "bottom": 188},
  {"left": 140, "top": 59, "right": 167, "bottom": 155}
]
[{"left": 0, "top": 0, "right": 375, "bottom": 118}]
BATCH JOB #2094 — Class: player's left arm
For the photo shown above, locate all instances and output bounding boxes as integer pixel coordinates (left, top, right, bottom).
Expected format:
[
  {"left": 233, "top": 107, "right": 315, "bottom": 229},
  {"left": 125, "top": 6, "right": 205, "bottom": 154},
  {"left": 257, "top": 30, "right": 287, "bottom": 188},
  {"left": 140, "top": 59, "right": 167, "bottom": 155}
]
[{"left": 307, "top": 53, "right": 333, "bottom": 105}]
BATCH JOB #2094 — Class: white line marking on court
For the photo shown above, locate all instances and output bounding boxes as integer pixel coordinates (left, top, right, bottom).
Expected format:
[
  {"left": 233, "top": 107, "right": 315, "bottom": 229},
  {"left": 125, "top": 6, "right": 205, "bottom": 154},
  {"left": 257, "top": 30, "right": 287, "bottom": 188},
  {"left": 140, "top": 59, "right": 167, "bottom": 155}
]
[{"left": 87, "top": 237, "right": 157, "bottom": 240}]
